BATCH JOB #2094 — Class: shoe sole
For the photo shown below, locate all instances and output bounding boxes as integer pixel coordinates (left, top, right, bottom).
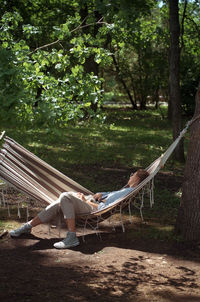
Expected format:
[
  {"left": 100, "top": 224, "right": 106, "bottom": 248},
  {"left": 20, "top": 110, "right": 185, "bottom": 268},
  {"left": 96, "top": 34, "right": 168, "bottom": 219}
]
[
  {"left": 9, "top": 230, "right": 31, "bottom": 237},
  {"left": 54, "top": 241, "right": 80, "bottom": 249},
  {"left": 10, "top": 233, "right": 21, "bottom": 237}
]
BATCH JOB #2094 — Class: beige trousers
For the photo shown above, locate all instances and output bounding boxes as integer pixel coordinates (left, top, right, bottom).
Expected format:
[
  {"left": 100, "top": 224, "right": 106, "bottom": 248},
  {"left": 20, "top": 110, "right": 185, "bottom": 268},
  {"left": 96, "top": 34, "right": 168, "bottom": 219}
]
[{"left": 38, "top": 192, "right": 95, "bottom": 223}]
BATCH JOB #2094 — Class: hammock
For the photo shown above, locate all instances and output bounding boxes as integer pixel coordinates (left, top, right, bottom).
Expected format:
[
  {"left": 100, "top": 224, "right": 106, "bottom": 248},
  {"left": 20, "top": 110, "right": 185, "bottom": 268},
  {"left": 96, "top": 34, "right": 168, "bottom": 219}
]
[{"left": 0, "top": 120, "right": 193, "bottom": 232}]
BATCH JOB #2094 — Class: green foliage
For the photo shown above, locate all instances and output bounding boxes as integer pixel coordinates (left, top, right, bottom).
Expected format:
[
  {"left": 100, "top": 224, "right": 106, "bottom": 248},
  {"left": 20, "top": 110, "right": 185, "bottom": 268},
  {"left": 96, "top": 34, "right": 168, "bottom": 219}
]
[
  {"left": 180, "top": 1, "right": 200, "bottom": 116},
  {"left": 0, "top": 48, "right": 26, "bottom": 122},
  {"left": 0, "top": 0, "right": 199, "bottom": 126},
  {"left": 0, "top": 1, "right": 108, "bottom": 126},
  {"left": 104, "top": 3, "right": 169, "bottom": 109},
  {"left": 0, "top": 0, "right": 160, "bottom": 126}
]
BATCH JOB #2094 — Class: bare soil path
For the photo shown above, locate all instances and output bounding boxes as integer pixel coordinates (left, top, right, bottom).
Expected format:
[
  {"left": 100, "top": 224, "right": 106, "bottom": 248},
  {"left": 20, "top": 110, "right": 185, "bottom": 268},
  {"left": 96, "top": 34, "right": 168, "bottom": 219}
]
[{"left": 1, "top": 222, "right": 200, "bottom": 302}]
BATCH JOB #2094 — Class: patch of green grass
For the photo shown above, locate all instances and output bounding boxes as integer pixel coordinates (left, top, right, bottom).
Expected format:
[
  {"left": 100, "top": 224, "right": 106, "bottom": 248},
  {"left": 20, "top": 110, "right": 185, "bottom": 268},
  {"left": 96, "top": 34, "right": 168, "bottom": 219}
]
[
  {"left": 0, "top": 219, "right": 20, "bottom": 233},
  {"left": 0, "top": 220, "right": 3, "bottom": 230},
  {"left": 127, "top": 222, "right": 175, "bottom": 241},
  {"left": 0, "top": 107, "right": 177, "bottom": 171},
  {"left": 0, "top": 107, "right": 176, "bottom": 194},
  {"left": 142, "top": 187, "right": 180, "bottom": 224}
]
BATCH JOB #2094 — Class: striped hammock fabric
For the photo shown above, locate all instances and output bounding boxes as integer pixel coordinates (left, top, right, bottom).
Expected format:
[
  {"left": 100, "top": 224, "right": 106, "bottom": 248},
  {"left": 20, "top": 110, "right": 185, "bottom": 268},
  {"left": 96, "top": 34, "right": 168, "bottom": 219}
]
[{"left": 0, "top": 137, "right": 93, "bottom": 204}]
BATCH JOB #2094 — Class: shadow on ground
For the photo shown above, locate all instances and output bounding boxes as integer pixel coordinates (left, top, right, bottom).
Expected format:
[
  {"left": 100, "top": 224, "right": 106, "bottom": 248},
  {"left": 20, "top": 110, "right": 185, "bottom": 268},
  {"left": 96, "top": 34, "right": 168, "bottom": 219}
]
[{"left": 1, "top": 224, "right": 200, "bottom": 302}]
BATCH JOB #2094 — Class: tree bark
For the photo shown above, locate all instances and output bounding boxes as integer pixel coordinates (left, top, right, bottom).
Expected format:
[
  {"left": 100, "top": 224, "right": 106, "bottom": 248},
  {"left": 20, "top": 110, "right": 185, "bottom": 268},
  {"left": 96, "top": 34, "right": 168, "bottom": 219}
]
[
  {"left": 169, "top": 0, "right": 185, "bottom": 162},
  {"left": 176, "top": 83, "right": 200, "bottom": 241}
]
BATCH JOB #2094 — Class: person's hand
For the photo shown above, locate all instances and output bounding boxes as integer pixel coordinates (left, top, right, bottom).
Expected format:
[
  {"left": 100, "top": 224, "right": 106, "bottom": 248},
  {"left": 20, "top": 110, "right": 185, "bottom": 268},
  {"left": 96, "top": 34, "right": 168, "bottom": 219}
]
[
  {"left": 93, "top": 193, "right": 102, "bottom": 201},
  {"left": 76, "top": 192, "right": 86, "bottom": 201}
]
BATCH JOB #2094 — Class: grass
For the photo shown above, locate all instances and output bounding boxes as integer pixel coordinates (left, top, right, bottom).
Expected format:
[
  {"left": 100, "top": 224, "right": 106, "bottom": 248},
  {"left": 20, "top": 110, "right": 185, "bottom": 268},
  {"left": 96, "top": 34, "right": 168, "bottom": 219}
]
[
  {"left": 0, "top": 106, "right": 187, "bottom": 240},
  {"left": 127, "top": 222, "right": 175, "bottom": 241},
  {"left": 0, "top": 107, "right": 178, "bottom": 172}
]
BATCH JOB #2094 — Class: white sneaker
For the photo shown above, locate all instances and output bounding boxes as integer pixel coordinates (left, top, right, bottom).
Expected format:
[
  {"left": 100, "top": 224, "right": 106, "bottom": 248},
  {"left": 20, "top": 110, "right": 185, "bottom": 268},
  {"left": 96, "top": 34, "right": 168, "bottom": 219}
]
[
  {"left": 54, "top": 232, "right": 80, "bottom": 249},
  {"left": 9, "top": 223, "right": 32, "bottom": 237}
]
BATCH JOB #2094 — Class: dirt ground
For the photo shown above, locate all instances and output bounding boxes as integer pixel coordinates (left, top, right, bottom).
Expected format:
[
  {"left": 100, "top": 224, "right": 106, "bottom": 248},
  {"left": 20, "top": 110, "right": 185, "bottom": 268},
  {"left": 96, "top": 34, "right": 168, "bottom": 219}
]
[
  {"left": 1, "top": 220, "right": 200, "bottom": 302},
  {"left": 1, "top": 172, "right": 200, "bottom": 302}
]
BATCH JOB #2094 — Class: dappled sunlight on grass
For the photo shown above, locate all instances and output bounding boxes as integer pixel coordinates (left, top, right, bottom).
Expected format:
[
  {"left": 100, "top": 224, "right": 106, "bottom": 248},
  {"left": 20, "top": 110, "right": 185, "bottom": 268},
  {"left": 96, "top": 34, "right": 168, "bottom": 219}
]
[
  {"left": 128, "top": 222, "right": 175, "bottom": 241},
  {"left": 0, "top": 218, "right": 24, "bottom": 233},
  {"left": 0, "top": 107, "right": 185, "bottom": 178}
]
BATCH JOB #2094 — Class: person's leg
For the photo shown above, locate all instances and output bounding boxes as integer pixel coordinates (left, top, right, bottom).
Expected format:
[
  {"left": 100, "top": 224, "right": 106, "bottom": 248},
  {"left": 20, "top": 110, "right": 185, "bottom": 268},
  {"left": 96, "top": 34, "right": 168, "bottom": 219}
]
[
  {"left": 54, "top": 192, "right": 94, "bottom": 249},
  {"left": 66, "top": 218, "right": 76, "bottom": 232},
  {"left": 10, "top": 192, "right": 94, "bottom": 247},
  {"left": 10, "top": 198, "right": 61, "bottom": 237},
  {"left": 60, "top": 192, "right": 94, "bottom": 219},
  {"left": 29, "top": 216, "right": 42, "bottom": 227}
]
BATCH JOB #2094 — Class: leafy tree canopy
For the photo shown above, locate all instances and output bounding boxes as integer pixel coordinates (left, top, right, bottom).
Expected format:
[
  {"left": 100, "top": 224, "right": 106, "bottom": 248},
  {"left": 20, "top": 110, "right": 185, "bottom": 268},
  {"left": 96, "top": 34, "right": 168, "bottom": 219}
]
[{"left": 0, "top": 0, "right": 199, "bottom": 126}]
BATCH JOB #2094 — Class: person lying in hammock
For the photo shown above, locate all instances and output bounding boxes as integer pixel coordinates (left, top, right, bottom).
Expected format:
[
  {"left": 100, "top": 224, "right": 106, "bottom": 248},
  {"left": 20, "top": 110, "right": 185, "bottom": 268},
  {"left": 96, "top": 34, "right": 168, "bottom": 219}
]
[{"left": 9, "top": 169, "right": 149, "bottom": 249}]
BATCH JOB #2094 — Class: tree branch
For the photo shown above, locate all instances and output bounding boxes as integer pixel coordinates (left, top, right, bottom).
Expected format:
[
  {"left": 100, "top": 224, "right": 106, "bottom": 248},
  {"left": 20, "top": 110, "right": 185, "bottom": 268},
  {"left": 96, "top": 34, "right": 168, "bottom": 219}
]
[
  {"left": 180, "top": 0, "right": 188, "bottom": 52},
  {"left": 186, "top": 16, "right": 200, "bottom": 36},
  {"left": 29, "top": 18, "right": 108, "bottom": 55}
]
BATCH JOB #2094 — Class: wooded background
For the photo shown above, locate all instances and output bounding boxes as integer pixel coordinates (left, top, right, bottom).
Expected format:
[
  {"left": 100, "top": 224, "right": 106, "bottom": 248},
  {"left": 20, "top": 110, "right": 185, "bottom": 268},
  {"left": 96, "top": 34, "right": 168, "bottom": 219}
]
[{"left": 0, "top": 0, "right": 199, "bottom": 127}]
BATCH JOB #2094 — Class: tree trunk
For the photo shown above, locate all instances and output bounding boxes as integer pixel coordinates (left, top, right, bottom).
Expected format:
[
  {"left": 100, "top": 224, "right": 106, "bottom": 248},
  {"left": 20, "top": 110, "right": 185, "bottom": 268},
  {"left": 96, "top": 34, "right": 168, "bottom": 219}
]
[
  {"left": 154, "top": 87, "right": 159, "bottom": 109},
  {"left": 169, "top": 0, "right": 185, "bottom": 162},
  {"left": 139, "top": 94, "right": 147, "bottom": 110},
  {"left": 167, "top": 89, "right": 172, "bottom": 120},
  {"left": 112, "top": 54, "right": 138, "bottom": 110},
  {"left": 175, "top": 83, "right": 200, "bottom": 241}
]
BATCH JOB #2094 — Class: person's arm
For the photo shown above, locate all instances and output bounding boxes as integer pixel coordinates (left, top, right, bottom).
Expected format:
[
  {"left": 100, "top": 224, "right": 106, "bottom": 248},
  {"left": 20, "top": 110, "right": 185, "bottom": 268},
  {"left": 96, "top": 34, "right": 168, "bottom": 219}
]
[
  {"left": 76, "top": 193, "right": 87, "bottom": 201},
  {"left": 76, "top": 193, "right": 99, "bottom": 209},
  {"left": 85, "top": 199, "right": 98, "bottom": 209},
  {"left": 93, "top": 193, "right": 103, "bottom": 201}
]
